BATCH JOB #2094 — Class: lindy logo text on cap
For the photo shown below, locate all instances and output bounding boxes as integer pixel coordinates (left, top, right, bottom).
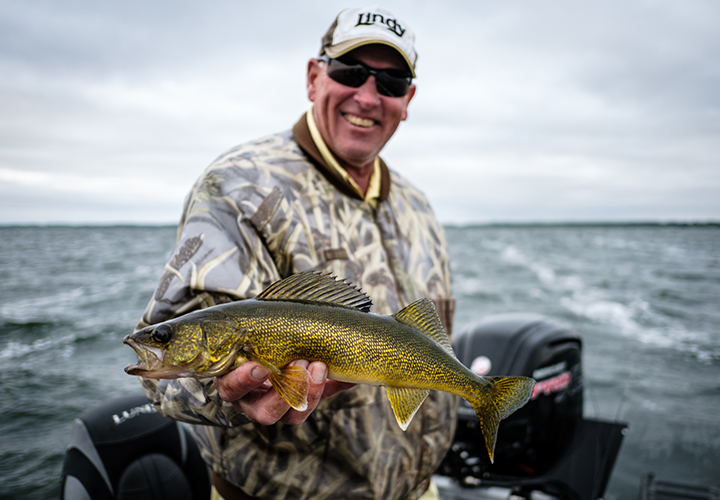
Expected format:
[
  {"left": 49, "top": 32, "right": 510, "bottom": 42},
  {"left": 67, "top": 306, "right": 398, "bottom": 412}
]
[{"left": 355, "top": 12, "right": 406, "bottom": 37}]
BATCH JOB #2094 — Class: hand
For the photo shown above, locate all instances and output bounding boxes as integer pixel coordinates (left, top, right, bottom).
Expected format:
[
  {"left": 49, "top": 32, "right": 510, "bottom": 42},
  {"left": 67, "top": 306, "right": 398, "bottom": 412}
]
[{"left": 214, "top": 360, "right": 355, "bottom": 425}]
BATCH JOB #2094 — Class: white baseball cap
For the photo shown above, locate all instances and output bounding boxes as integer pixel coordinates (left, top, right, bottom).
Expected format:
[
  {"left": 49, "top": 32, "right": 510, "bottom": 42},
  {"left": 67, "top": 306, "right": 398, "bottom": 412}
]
[{"left": 320, "top": 7, "right": 418, "bottom": 77}]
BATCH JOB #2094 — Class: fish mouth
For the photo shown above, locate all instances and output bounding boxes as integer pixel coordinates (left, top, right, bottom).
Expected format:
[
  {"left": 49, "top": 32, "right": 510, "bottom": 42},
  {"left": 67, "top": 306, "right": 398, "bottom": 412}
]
[
  {"left": 123, "top": 336, "right": 199, "bottom": 379},
  {"left": 123, "top": 337, "right": 169, "bottom": 378}
]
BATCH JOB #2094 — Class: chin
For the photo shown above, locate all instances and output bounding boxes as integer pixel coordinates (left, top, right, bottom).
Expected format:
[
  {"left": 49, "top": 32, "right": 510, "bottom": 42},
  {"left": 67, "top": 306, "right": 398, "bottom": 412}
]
[{"left": 334, "top": 138, "right": 384, "bottom": 164}]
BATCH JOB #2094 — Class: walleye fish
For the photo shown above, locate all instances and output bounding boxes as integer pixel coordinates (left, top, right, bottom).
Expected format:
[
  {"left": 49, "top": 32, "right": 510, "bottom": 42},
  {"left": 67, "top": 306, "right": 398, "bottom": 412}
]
[{"left": 124, "top": 272, "right": 534, "bottom": 461}]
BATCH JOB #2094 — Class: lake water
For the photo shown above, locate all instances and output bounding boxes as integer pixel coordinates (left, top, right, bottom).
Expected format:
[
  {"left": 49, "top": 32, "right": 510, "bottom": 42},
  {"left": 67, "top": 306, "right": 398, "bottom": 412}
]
[{"left": 0, "top": 224, "right": 718, "bottom": 499}]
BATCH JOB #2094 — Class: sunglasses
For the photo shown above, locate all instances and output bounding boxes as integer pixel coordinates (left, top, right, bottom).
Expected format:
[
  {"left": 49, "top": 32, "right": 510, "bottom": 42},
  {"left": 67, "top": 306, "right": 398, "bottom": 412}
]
[{"left": 320, "top": 56, "right": 413, "bottom": 98}]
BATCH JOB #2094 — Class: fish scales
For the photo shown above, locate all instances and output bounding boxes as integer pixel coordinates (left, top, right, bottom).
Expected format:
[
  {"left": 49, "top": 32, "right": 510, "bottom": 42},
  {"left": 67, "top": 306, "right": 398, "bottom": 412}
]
[
  {"left": 124, "top": 271, "right": 534, "bottom": 461},
  {"left": 232, "top": 300, "right": 479, "bottom": 391}
]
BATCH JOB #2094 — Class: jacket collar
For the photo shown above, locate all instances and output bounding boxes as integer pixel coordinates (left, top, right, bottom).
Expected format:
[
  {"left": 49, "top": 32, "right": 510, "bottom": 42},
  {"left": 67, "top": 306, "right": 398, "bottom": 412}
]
[{"left": 292, "top": 112, "right": 391, "bottom": 203}]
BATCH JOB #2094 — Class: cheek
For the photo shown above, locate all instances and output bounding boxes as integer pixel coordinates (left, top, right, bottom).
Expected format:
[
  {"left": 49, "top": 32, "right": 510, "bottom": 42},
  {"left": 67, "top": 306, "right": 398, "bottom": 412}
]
[
  {"left": 168, "top": 334, "right": 203, "bottom": 364},
  {"left": 315, "top": 80, "right": 356, "bottom": 112},
  {"left": 386, "top": 100, "right": 409, "bottom": 123}
]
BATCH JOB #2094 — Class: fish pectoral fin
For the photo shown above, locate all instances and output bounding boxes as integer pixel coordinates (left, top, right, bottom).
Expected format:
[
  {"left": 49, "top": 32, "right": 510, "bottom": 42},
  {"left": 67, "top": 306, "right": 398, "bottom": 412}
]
[
  {"left": 385, "top": 387, "right": 430, "bottom": 431},
  {"left": 205, "top": 321, "right": 242, "bottom": 353},
  {"left": 200, "top": 342, "right": 243, "bottom": 377},
  {"left": 269, "top": 365, "right": 310, "bottom": 412},
  {"left": 242, "top": 345, "right": 283, "bottom": 375}
]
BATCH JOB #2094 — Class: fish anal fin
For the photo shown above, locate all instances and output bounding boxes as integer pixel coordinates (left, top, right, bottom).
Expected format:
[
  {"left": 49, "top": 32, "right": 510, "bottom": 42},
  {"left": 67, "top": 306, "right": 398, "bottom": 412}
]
[
  {"left": 255, "top": 272, "right": 372, "bottom": 312},
  {"left": 385, "top": 387, "right": 430, "bottom": 431},
  {"left": 394, "top": 299, "right": 454, "bottom": 356},
  {"left": 468, "top": 376, "right": 535, "bottom": 463},
  {"left": 269, "top": 365, "right": 310, "bottom": 411}
]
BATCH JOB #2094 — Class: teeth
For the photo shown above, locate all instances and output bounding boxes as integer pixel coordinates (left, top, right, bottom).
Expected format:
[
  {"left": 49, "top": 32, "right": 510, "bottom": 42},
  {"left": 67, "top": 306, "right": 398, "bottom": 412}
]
[{"left": 344, "top": 113, "right": 375, "bottom": 128}]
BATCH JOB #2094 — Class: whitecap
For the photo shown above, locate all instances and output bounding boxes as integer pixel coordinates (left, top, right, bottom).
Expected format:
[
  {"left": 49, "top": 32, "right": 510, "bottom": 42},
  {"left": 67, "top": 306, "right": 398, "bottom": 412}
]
[
  {"left": 560, "top": 295, "right": 645, "bottom": 334},
  {"left": 453, "top": 276, "right": 486, "bottom": 295},
  {"left": 560, "top": 293, "right": 715, "bottom": 360},
  {"left": 0, "top": 287, "right": 86, "bottom": 323},
  {"left": 500, "top": 245, "right": 527, "bottom": 265},
  {"left": 0, "top": 334, "right": 77, "bottom": 361},
  {"left": 497, "top": 244, "right": 583, "bottom": 291}
]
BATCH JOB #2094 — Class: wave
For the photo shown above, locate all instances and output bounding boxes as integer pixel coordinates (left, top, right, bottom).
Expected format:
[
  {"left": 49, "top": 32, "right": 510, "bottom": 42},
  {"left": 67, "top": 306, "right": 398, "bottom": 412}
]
[
  {"left": 0, "top": 287, "right": 86, "bottom": 322},
  {"left": 0, "top": 319, "right": 61, "bottom": 332},
  {"left": 482, "top": 239, "right": 718, "bottom": 362},
  {"left": 562, "top": 292, "right": 718, "bottom": 361},
  {"left": 0, "top": 334, "right": 77, "bottom": 361},
  {"left": 494, "top": 243, "right": 584, "bottom": 292}
]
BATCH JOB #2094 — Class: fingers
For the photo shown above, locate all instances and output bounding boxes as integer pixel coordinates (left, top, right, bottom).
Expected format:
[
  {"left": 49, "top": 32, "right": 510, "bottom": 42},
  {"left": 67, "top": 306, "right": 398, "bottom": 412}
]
[
  {"left": 214, "top": 361, "right": 287, "bottom": 425},
  {"left": 321, "top": 380, "right": 357, "bottom": 399},
  {"left": 215, "top": 360, "right": 351, "bottom": 426},
  {"left": 280, "top": 361, "right": 328, "bottom": 425},
  {"left": 220, "top": 361, "right": 296, "bottom": 425},
  {"left": 214, "top": 361, "right": 272, "bottom": 402},
  {"left": 237, "top": 383, "right": 295, "bottom": 425}
]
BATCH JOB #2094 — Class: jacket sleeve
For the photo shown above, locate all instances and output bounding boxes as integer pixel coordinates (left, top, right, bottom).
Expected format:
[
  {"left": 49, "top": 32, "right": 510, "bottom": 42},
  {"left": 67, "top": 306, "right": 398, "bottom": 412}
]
[{"left": 135, "top": 165, "right": 281, "bottom": 426}]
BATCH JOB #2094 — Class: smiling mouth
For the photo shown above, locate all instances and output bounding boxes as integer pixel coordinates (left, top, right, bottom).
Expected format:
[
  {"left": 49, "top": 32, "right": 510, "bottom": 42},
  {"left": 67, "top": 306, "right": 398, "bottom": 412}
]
[{"left": 343, "top": 113, "right": 376, "bottom": 128}]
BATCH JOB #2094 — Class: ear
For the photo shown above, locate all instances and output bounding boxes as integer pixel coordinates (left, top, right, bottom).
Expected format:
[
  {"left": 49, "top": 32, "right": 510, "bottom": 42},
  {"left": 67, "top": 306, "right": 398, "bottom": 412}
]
[
  {"left": 307, "top": 58, "right": 323, "bottom": 102},
  {"left": 400, "top": 83, "right": 417, "bottom": 121}
]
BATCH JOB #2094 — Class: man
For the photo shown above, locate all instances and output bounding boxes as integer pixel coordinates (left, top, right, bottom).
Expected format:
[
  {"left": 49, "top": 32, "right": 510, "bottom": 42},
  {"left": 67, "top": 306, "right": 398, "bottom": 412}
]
[{"left": 137, "top": 7, "right": 456, "bottom": 500}]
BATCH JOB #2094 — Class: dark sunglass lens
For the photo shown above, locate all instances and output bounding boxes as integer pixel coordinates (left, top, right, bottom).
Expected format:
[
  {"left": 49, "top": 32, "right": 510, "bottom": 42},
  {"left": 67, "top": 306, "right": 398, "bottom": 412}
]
[
  {"left": 375, "top": 74, "right": 410, "bottom": 97},
  {"left": 326, "top": 57, "right": 411, "bottom": 97},
  {"left": 327, "top": 59, "right": 369, "bottom": 88}
]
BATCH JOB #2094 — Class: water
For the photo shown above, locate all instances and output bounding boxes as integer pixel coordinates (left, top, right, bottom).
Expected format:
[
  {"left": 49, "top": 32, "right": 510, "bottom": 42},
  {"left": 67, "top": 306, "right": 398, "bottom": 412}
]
[{"left": 0, "top": 224, "right": 718, "bottom": 499}]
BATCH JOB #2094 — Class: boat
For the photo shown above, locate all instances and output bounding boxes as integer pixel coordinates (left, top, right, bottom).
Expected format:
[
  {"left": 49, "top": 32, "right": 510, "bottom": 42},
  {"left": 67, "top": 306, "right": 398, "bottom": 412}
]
[{"left": 434, "top": 313, "right": 627, "bottom": 500}]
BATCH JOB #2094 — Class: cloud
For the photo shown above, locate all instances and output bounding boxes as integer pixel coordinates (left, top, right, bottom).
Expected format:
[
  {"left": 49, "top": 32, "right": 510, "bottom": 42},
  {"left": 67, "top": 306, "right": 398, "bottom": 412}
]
[
  {"left": 1, "top": 0, "right": 719, "bottom": 224},
  {"left": 0, "top": 167, "right": 185, "bottom": 200},
  {"left": 0, "top": 166, "right": 189, "bottom": 224}
]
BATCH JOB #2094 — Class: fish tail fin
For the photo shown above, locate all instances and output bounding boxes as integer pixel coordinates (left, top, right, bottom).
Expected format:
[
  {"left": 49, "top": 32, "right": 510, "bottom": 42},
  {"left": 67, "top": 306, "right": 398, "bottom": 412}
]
[
  {"left": 268, "top": 365, "right": 310, "bottom": 411},
  {"left": 469, "top": 376, "right": 535, "bottom": 463}
]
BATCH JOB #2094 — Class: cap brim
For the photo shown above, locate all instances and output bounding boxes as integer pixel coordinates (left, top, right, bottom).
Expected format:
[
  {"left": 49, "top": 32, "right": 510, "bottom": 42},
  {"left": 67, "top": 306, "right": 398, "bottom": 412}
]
[{"left": 324, "top": 38, "right": 416, "bottom": 78}]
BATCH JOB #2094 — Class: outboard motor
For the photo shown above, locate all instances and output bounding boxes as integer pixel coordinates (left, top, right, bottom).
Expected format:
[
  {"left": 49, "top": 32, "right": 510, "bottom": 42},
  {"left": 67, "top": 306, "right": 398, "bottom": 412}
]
[
  {"left": 60, "top": 394, "right": 210, "bottom": 500},
  {"left": 438, "top": 313, "right": 584, "bottom": 484}
]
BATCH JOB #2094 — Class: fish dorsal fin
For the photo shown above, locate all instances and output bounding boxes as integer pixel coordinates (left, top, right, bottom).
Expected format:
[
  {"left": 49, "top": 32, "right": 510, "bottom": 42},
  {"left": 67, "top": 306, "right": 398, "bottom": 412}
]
[
  {"left": 393, "top": 298, "right": 455, "bottom": 357},
  {"left": 255, "top": 271, "right": 372, "bottom": 312}
]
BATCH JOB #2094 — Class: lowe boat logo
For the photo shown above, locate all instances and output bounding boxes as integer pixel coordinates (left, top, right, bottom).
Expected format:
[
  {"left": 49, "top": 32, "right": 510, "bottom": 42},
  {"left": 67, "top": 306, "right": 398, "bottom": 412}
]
[{"left": 111, "top": 403, "right": 157, "bottom": 425}]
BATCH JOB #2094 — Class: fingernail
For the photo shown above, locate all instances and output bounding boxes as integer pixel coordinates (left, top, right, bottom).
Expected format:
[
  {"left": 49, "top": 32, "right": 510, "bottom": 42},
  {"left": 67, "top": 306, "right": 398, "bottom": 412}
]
[
  {"left": 251, "top": 366, "right": 271, "bottom": 380},
  {"left": 311, "top": 363, "right": 327, "bottom": 384}
]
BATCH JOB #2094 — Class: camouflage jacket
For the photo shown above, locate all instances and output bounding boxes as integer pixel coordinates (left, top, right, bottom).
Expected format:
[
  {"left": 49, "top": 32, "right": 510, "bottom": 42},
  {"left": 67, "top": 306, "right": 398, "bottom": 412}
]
[{"left": 138, "top": 114, "right": 457, "bottom": 500}]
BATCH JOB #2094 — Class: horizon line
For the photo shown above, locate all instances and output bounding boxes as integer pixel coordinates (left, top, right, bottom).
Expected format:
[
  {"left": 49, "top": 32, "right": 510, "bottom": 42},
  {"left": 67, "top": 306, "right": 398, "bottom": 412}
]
[{"left": 2, "top": 220, "right": 719, "bottom": 229}]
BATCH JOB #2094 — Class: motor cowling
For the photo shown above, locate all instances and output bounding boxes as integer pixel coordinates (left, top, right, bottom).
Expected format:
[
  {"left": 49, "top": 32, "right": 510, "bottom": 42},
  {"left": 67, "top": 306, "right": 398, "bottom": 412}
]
[
  {"left": 60, "top": 394, "right": 210, "bottom": 500},
  {"left": 440, "top": 313, "right": 583, "bottom": 480}
]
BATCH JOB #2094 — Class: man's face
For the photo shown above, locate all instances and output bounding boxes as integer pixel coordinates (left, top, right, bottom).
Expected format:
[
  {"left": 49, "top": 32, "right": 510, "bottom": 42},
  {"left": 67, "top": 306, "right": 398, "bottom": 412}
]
[{"left": 307, "top": 44, "right": 416, "bottom": 171}]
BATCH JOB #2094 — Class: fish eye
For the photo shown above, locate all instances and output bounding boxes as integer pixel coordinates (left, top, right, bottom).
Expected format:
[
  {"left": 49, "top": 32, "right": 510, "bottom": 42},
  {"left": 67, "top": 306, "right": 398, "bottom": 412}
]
[{"left": 151, "top": 324, "right": 173, "bottom": 343}]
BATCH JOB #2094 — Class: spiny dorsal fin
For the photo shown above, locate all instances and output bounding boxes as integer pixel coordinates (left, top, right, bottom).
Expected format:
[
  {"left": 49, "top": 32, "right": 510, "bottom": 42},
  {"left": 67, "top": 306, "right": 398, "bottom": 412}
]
[
  {"left": 255, "top": 271, "right": 372, "bottom": 312},
  {"left": 393, "top": 298, "right": 455, "bottom": 356}
]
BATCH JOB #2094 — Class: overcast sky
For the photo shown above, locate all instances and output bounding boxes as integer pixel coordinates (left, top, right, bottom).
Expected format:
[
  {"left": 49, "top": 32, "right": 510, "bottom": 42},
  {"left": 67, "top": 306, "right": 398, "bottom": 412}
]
[{"left": 1, "top": 0, "right": 718, "bottom": 224}]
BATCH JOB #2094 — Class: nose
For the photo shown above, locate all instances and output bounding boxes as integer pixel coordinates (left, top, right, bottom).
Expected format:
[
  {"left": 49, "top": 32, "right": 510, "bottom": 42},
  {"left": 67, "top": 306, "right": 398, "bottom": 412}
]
[{"left": 353, "top": 75, "right": 381, "bottom": 108}]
